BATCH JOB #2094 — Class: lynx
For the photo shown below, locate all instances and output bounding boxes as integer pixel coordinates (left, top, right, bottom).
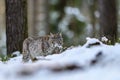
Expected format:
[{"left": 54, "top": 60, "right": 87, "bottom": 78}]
[{"left": 22, "top": 33, "right": 63, "bottom": 62}]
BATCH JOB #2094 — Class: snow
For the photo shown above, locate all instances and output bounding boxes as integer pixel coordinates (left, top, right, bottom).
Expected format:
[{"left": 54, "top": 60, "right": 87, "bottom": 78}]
[
  {"left": 101, "top": 36, "right": 108, "bottom": 43},
  {"left": 0, "top": 37, "right": 120, "bottom": 80}
]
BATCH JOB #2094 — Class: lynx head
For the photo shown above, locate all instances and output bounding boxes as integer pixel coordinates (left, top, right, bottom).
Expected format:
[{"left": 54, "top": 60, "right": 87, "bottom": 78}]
[{"left": 49, "top": 33, "right": 63, "bottom": 49}]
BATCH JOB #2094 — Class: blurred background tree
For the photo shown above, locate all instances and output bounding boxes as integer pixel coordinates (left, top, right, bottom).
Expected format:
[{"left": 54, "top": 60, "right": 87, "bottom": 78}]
[
  {"left": 98, "top": 0, "right": 117, "bottom": 44},
  {"left": 0, "top": 0, "right": 119, "bottom": 55},
  {"left": 28, "top": 0, "right": 49, "bottom": 36},
  {"left": 0, "top": 0, "right": 5, "bottom": 55}
]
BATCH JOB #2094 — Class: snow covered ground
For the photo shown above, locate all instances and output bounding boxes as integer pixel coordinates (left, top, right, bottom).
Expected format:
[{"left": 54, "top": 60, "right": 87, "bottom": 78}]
[{"left": 0, "top": 38, "right": 120, "bottom": 80}]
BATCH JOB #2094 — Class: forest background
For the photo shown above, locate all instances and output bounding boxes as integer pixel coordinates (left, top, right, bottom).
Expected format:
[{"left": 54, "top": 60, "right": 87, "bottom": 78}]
[{"left": 0, "top": 0, "right": 119, "bottom": 55}]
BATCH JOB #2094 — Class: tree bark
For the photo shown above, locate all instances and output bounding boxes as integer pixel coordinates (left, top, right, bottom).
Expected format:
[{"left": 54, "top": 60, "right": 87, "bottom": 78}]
[
  {"left": 6, "top": 0, "right": 28, "bottom": 55},
  {"left": 27, "top": 0, "right": 34, "bottom": 36},
  {"left": 33, "top": 0, "right": 49, "bottom": 36},
  {"left": 98, "top": 0, "right": 117, "bottom": 44},
  {"left": 89, "top": 0, "right": 97, "bottom": 37}
]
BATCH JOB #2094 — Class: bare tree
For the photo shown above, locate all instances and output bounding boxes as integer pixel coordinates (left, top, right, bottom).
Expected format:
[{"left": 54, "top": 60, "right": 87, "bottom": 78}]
[
  {"left": 6, "top": 0, "right": 28, "bottom": 55},
  {"left": 98, "top": 0, "right": 117, "bottom": 44}
]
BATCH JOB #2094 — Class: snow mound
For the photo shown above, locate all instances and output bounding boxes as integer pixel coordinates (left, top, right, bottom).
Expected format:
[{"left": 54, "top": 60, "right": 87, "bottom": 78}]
[{"left": 0, "top": 38, "right": 120, "bottom": 80}]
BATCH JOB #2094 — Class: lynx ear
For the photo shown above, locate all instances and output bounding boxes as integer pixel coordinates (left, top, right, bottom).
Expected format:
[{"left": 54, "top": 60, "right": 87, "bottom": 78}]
[
  {"left": 59, "top": 32, "right": 62, "bottom": 36},
  {"left": 50, "top": 32, "right": 53, "bottom": 35},
  {"left": 50, "top": 32, "right": 54, "bottom": 37}
]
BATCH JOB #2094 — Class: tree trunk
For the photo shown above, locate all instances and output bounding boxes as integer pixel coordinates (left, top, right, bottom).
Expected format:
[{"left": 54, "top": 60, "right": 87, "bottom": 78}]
[
  {"left": 28, "top": 0, "right": 34, "bottom": 36},
  {"left": 98, "top": 0, "right": 117, "bottom": 44},
  {"left": 33, "top": 0, "right": 49, "bottom": 36},
  {"left": 89, "top": 0, "right": 97, "bottom": 37},
  {"left": 0, "top": 0, "right": 6, "bottom": 55},
  {"left": 6, "top": 0, "right": 28, "bottom": 55},
  {"left": 57, "top": 0, "right": 67, "bottom": 22}
]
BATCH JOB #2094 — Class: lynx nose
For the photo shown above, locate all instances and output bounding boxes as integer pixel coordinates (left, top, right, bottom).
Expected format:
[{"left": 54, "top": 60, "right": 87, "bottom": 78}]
[
  {"left": 54, "top": 43, "right": 62, "bottom": 48},
  {"left": 58, "top": 45, "right": 62, "bottom": 49}
]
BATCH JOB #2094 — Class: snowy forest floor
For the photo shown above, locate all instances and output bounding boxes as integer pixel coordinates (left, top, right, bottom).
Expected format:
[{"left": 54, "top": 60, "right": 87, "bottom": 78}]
[{"left": 0, "top": 38, "right": 120, "bottom": 80}]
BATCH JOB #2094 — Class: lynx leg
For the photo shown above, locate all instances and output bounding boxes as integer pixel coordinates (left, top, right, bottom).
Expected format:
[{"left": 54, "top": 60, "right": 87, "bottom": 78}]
[
  {"left": 29, "top": 54, "right": 38, "bottom": 62},
  {"left": 32, "top": 57, "right": 38, "bottom": 62},
  {"left": 22, "top": 38, "right": 32, "bottom": 62},
  {"left": 22, "top": 51, "right": 30, "bottom": 62}
]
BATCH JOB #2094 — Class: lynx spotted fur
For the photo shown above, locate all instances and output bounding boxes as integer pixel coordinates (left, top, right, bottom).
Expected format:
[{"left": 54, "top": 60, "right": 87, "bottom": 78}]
[{"left": 22, "top": 33, "right": 63, "bottom": 62}]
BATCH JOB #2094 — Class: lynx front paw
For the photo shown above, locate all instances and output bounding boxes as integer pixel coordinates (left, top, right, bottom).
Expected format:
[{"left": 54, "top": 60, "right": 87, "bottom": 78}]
[{"left": 32, "top": 57, "right": 38, "bottom": 62}]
